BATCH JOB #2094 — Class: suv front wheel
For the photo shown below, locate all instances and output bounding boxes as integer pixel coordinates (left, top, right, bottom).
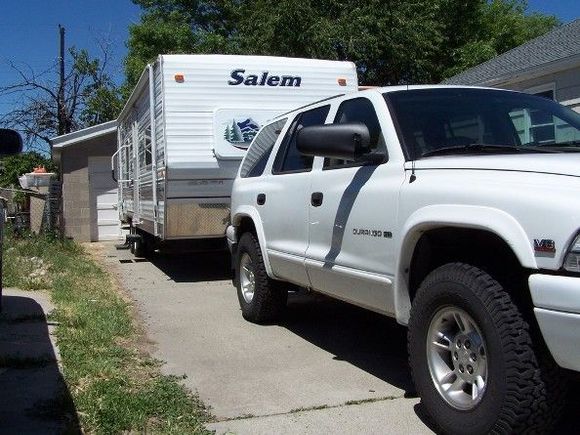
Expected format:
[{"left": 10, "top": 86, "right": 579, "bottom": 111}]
[
  {"left": 408, "top": 262, "right": 565, "bottom": 434},
  {"left": 236, "top": 232, "right": 287, "bottom": 323}
]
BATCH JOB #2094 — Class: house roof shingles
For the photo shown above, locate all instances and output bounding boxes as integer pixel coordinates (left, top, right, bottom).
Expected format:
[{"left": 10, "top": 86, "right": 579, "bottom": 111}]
[{"left": 443, "top": 19, "right": 580, "bottom": 85}]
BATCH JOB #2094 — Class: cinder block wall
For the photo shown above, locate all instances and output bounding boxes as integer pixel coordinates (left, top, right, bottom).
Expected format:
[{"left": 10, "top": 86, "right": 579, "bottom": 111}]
[{"left": 60, "top": 135, "right": 116, "bottom": 241}]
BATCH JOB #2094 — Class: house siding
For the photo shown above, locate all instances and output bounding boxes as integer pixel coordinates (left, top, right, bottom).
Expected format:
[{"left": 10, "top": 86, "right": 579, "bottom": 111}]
[
  {"left": 59, "top": 134, "right": 116, "bottom": 241},
  {"left": 499, "top": 65, "right": 580, "bottom": 113}
]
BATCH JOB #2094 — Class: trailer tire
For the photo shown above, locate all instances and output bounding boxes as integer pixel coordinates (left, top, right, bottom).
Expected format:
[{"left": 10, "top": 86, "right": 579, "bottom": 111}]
[
  {"left": 408, "top": 262, "right": 566, "bottom": 435},
  {"left": 236, "top": 232, "right": 287, "bottom": 323},
  {"left": 133, "top": 236, "right": 145, "bottom": 257}
]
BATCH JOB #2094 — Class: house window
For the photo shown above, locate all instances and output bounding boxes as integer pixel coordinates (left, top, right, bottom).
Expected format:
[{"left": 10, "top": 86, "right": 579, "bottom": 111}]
[
  {"left": 510, "top": 83, "right": 557, "bottom": 144},
  {"left": 533, "top": 89, "right": 554, "bottom": 100}
]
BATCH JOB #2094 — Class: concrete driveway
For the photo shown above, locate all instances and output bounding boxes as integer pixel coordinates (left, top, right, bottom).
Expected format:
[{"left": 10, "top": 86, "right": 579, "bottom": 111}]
[{"left": 102, "top": 243, "right": 577, "bottom": 434}]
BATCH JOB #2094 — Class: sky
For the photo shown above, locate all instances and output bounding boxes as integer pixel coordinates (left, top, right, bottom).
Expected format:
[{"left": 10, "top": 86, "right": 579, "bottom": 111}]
[
  {"left": 0, "top": 0, "right": 579, "bottom": 122},
  {"left": 0, "top": 0, "right": 140, "bottom": 115}
]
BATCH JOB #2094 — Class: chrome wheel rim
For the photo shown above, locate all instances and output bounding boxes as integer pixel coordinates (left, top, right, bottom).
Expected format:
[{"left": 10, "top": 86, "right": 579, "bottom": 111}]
[
  {"left": 427, "top": 307, "right": 488, "bottom": 410},
  {"left": 239, "top": 253, "right": 256, "bottom": 304}
]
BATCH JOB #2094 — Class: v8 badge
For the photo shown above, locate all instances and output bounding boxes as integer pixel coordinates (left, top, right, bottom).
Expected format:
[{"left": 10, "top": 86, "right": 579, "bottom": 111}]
[{"left": 534, "top": 239, "right": 556, "bottom": 254}]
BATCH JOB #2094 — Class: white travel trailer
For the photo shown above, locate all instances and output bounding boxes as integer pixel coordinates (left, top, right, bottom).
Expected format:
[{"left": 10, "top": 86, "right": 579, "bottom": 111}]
[{"left": 113, "top": 54, "right": 358, "bottom": 254}]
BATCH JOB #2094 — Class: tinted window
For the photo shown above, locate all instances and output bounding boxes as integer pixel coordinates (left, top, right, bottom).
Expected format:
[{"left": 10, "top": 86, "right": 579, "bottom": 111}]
[
  {"left": 386, "top": 88, "right": 580, "bottom": 160},
  {"left": 240, "top": 118, "right": 286, "bottom": 178},
  {"left": 325, "top": 98, "right": 385, "bottom": 168},
  {"left": 273, "top": 105, "right": 330, "bottom": 174}
]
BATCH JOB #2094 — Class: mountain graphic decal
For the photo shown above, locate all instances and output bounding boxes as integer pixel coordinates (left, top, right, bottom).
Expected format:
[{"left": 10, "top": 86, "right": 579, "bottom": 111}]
[{"left": 224, "top": 118, "right": 261, "bottom": 149}]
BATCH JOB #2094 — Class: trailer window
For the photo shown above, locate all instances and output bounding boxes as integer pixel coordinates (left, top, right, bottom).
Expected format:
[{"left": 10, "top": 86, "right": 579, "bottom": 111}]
[
  {"left": 241, "top": 118, "right": 287, "bottom": 178},
  {"left": 139, "top": 126, "right": 152, "bottom": 168}
]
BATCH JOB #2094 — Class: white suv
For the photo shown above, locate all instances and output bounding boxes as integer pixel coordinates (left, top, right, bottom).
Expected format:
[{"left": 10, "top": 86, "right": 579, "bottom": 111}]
[{"left": 227, "top": 86, "right": 580, "bottom": 434}]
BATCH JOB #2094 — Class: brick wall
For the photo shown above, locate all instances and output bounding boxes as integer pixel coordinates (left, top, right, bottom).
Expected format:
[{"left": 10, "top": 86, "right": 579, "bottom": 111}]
[{"left": 59, "top": 134, "right": 116, "bottom": 241}]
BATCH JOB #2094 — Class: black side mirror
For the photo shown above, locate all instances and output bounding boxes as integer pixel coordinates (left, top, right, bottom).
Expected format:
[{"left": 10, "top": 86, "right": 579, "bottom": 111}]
[
  {"left": 297, "top": 123, "right": 371, "bottom": 161},
  {"left": 0, "top": 129, "right": 23, "bottom": 156}
]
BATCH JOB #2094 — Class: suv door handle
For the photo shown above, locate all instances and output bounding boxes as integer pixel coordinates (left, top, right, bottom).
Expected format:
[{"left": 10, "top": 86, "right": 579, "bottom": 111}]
[
  {"left": 257, "top": 193, "right": 266, "bottom": 205},
  {"left": 311, "top": 192, "right": 324, "bottom": 207}
]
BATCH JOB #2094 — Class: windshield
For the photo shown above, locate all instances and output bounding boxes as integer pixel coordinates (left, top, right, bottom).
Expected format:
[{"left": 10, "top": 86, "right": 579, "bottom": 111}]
[{"left": 385, "top": 88, "right": 580, "bottom": 160}]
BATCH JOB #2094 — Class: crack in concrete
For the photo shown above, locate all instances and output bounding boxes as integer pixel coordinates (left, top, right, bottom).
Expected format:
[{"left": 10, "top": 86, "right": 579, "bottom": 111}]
[{"left": 213, "top": 394, "right": 405, "bottom": 423}]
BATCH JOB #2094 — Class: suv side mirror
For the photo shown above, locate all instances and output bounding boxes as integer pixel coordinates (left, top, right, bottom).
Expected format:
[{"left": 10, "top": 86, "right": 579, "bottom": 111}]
[
  {"left": 0, "top": 129, "right": 23, "bottom": 156},
  {"left": 297, "top": 123, "right": 371, "bottom": 161}
]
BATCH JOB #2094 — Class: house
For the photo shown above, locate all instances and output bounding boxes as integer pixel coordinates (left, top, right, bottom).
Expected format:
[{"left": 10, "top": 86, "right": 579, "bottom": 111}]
[
  {"left": 443, "top": 19, "right": 580, "bottom": 113},
  {"left": 51, "top": 120, "right": 122, "bottom": 242}
]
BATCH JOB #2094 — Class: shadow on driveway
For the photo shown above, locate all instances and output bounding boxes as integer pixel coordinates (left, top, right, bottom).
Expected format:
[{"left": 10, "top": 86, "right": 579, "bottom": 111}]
[
  {"left": 130, "top": 248, "right": 579, "bottom": 431},
  {"left": 0, "top": 294, "right": 80, "bottom": 434},
  {"left": 283, "top": 292, "right": 580, "bottom": 432},
  {"left": 147, "top": 251, "right": 231, "bottom": 283},
  {"left": 283, "top": 292, "right": 414, "bottom": 394}
]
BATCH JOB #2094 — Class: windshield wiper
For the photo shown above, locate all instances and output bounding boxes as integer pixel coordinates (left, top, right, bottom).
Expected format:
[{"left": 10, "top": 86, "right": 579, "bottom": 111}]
[
  {"left": 421, "top": 143, "right": 560, "bottom": 158},
  {"left": 534, "top": 140, "right": 580, "bottom": 150}
]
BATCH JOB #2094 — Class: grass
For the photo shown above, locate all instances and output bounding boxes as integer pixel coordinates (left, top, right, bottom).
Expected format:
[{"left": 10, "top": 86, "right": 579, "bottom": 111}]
[{"left": 2, "top": 229, "right": 211, "bottom": 434}]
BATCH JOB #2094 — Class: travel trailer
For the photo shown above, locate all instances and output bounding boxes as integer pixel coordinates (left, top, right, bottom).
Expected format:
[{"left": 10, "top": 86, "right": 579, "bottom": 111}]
[{"left": 113, "top": 54, "right": 358, "bottom": 254}]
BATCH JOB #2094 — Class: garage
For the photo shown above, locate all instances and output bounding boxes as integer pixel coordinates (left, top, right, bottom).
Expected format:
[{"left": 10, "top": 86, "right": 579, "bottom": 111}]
[{"left": 52, "top": 120, "right": 123, "bottom": 242}]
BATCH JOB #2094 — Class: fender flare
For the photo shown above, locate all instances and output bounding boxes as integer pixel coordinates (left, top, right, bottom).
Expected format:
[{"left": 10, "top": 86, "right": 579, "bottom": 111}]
[
  {"left": 231, "top": 206, "right": 275, "bottom": 277},
  {"left": 394, "top": 204, "right": 537, "bottom": 325}
]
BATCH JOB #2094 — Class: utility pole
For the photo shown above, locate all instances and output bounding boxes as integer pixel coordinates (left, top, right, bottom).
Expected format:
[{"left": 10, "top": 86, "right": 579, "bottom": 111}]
[{"left": 57, "top": 25, "right": 66, "bottom": 138}]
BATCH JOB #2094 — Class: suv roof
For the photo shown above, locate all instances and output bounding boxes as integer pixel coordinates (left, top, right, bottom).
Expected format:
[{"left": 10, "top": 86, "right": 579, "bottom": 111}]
[{"left": 267, "top": 84, "right": 506, "bottom": 124}]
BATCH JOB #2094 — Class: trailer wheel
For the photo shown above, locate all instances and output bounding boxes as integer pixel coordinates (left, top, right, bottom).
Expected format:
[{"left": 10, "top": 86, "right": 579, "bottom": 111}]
[
  {"left": 408, "top": 263, "right": 566, "bottom": 434},
  {"left": 236, "top": 232, "right": 287, "bottom": 323},
  {"left": 133, "top": 236, "right": 145, "bottom": 257}
]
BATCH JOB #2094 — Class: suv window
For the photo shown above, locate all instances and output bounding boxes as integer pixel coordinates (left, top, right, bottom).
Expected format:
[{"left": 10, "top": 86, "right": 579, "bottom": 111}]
[
  {"left": 273, "top": 105, "right": 330, "bottom": 174},
  {"left": 386, "top": 88, "right": 580, "bottom": 160},
  {"left": 324, "top": 98, "right": 385, "bottom": 168},
  {"left": 240, "top": 118, "right": 287, "bottom": 178}
]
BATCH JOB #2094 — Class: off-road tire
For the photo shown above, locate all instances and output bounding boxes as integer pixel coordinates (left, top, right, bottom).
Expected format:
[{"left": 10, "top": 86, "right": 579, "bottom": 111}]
[
  {"left": 408, "top": 262, "right": 566, "bottom": 435},
  {"left": 236, "top": 232, "right": 287, "bottom": 323}
]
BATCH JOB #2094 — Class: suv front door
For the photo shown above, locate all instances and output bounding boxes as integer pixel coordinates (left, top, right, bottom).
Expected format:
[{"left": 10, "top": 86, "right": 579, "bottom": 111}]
[{"left": 305, "top": 96, "right": 404, "bottom": 314}]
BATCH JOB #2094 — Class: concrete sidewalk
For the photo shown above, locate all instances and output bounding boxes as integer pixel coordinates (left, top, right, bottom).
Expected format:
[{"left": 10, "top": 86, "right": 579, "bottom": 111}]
[
  {"left": 103, "top": 244, "right": 434, "bottom": 434},
  {"left": 0, "top": 288, "right": 79, "bottom": 434}
]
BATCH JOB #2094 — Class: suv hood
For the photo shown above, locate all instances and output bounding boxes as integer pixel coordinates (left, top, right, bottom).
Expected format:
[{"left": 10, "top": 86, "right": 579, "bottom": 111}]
[{"left": 409, "top": 154, "right": 580, "bottom": 178}]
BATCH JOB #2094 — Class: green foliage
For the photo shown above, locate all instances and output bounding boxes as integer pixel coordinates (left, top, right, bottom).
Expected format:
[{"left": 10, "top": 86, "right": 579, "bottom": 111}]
[
  {"left": 70, "top": 47, "right": 124, "bottom": 128},
  {"left": 2, "top": 231, "right": 210, "bottom": 433},
  {"left": 126, "top": 0, "right": 559, "bottom": 87},
  {"left": 0, "top": 152, "right": 57, "bottom": 188},
  {"left": 442, "top": 0, "right": 560, "bottom": 78}
]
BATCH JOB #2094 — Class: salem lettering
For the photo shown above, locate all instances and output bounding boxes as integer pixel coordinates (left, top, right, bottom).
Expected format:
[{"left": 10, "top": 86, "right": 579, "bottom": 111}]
[{"left": 228, "top": 69, "right": 302, "bottom": 87}]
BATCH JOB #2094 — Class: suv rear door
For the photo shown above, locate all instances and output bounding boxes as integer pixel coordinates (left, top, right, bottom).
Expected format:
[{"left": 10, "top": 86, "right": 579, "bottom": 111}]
[{"left": 260, "top": 105, "right": 330, "bottom": 286}]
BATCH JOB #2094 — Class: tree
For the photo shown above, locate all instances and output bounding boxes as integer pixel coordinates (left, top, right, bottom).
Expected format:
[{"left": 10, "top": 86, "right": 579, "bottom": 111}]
[
  {"left": 0, "top": 40, "right": 123, "bottom": 155},
  {"left": 440, "top": 0, "right": 559, "bottom": 78},
  {"left": 126, "top": 0, "right": 558, "bottom": 88}
]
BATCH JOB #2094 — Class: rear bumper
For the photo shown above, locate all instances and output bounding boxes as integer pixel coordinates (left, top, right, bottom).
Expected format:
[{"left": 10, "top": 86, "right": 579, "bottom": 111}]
[{"left": 529, "top": 274, "right": 580, "bottom": 372}]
